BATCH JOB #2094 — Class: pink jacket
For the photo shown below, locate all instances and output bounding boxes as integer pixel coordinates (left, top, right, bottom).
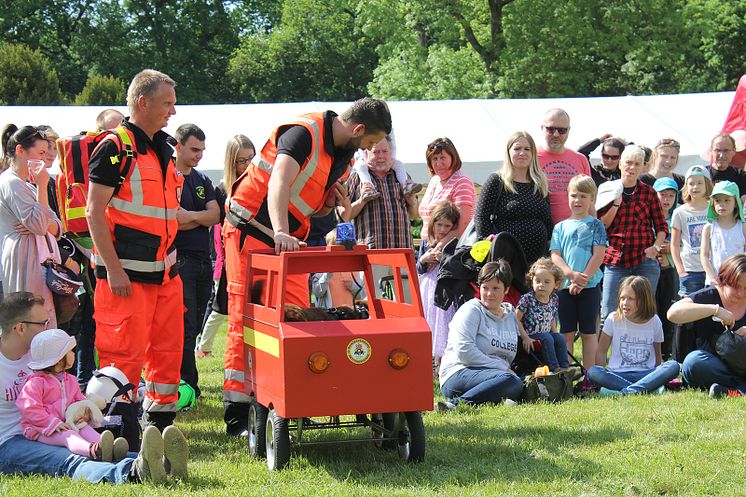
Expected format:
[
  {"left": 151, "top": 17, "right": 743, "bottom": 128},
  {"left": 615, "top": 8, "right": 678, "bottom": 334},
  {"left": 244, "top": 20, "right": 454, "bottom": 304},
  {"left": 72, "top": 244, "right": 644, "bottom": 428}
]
[
  {"left": 213, "top": 222, "right": 224, "bottom": 280},
  {"left": 16, "top": 371, "right": 86, "bottom": 440}
]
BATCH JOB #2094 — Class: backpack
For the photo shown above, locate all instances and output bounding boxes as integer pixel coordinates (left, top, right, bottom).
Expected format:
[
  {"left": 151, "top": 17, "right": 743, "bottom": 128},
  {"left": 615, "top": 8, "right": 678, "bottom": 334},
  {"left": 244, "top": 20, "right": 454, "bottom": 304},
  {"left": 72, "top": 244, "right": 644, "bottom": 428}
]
[{"left": 55, "top": 128, "right": 136, "bottom": 248}]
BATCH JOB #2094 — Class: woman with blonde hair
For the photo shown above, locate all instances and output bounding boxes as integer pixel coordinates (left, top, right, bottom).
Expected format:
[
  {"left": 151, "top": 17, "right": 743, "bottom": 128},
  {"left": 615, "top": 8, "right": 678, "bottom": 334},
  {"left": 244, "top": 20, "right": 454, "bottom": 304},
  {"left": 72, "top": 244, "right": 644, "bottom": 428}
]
[
  {"left": 474, "top": 131, "right": 553, "bottom": 267},
  {"left": 195, "top": 134, "right": 255, "bottom": 358}
]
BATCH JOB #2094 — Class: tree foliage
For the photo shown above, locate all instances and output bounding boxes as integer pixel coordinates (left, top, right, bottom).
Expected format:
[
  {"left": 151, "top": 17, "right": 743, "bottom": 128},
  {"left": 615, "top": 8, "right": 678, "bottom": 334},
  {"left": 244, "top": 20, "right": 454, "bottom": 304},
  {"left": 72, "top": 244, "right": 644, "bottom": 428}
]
[
  {"left": 0, "top": 42, "right": 62, "bottom": 105},
  {"left": 0, "top": 0, "right": 744, "bottom": 104},
  {"left": 74, "top": 74, "right": 126, "bottom": 105},
  {"left": 228, "top": 0, "right": 377, "bottom": 102}
]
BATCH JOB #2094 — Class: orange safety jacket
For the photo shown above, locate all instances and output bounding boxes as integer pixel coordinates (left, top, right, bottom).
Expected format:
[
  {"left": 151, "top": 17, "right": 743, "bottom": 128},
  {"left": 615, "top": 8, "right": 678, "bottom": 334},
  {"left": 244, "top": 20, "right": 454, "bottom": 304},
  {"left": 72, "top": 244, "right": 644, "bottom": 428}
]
[
  {"left": 92, "top": 127, "right": 183, "bottom": 285},
  {"left": 226, "top": 113, "right": 335, "bottom": 242}
]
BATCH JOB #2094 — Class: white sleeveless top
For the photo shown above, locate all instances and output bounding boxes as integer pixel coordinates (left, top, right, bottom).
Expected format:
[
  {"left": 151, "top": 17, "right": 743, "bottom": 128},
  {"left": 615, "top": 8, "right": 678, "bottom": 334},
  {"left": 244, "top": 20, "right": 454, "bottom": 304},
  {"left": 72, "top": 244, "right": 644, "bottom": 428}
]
[{"left": 708, "top": 220, "right": 746, "bottom": 284}]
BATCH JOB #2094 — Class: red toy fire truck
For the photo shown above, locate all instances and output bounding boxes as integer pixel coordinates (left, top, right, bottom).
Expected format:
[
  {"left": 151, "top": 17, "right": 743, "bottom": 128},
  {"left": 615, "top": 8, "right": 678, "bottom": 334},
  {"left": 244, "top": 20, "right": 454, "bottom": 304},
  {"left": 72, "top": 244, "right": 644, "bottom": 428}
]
[{"left": 240, "top": 245, "right": 432, "bottom": 470}]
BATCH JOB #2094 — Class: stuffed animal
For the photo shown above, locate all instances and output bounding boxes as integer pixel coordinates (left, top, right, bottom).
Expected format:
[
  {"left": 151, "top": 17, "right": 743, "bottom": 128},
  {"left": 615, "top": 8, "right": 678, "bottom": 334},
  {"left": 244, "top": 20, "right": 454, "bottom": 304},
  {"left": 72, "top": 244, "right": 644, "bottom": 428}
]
[{"left": 64, "top": 394, "right": 106, "bottom": 431}]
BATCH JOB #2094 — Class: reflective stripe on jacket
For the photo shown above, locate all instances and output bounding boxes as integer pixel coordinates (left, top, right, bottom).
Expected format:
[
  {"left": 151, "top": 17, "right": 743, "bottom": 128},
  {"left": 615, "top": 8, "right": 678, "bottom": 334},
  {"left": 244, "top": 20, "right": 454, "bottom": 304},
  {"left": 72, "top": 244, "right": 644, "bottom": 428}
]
[
  {"left": 93, "top": 127, "right": 183, "bottom": 284},
  {"left": 226, "top": 113, "right": 334, "bottom": 240}
]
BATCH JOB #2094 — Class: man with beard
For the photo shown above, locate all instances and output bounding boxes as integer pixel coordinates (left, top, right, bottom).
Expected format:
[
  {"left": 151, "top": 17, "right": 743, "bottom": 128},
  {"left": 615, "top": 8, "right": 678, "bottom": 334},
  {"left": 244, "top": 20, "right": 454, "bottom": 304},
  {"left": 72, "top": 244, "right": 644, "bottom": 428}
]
[{"left": 222, "top": 98, "right": 392, "bottom": 436}]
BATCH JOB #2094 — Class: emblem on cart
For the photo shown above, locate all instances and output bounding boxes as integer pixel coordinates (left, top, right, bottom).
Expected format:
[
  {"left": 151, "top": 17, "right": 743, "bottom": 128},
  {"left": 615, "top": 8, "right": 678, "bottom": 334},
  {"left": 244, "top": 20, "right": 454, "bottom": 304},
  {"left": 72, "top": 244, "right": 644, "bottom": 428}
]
[{"left": 347, "top": 338, "right": 371, "bottom": 364}]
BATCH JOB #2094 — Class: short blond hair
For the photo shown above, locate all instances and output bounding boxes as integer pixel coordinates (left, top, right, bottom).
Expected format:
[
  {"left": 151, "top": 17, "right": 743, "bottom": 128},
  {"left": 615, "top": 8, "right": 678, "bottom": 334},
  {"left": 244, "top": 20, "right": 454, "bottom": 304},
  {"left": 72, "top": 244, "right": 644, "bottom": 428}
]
[
  {"left": 126, "top": 69, "right": 175, "bottom": 115},
  {"left": 568, "top": 174, "right": 597, "bottom": 199}
]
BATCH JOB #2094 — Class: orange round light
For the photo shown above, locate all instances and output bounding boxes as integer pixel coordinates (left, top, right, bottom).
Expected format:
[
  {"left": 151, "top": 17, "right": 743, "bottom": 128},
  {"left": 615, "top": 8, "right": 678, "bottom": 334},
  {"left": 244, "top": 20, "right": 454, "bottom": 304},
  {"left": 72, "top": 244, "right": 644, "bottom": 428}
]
[
  {"left": 308, "top": 352, "right": 330, "bottom": 374},
  {"left": 388, "top": 349, "right": 409, "bottom": 370}
]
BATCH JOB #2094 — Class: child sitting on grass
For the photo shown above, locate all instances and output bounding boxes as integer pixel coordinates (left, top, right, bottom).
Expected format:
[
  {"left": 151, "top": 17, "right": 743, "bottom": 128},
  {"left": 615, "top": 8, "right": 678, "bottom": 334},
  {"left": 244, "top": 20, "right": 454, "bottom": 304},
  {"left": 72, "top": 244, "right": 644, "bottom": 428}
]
[
  {"left": 17, "top": 329, "right": 129, "bottom": 461},
  {"left": 516, "top": 258, "right": 575, "bottom": 375},
  {"left": 588, "top": 276, "right": 680, "bottom": 396}
]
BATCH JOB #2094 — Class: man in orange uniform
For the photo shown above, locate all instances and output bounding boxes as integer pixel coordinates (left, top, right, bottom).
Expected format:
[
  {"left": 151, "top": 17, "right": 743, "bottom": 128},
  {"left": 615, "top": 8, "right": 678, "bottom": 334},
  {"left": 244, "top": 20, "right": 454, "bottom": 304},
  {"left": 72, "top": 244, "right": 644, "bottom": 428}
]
[
  {"left": 223, "top": 98, "right": 392, "bottom": 435},
  {"left": 86, "top": 69, "right": 184, "bottom": 438}
]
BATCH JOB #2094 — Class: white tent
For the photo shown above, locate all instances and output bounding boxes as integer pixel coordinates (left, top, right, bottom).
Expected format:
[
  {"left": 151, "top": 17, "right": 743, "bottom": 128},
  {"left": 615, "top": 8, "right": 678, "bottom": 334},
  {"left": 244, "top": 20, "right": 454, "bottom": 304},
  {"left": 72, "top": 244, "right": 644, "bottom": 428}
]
[{"left": 0, "top": 91, "right": 734, "bottom": 185}]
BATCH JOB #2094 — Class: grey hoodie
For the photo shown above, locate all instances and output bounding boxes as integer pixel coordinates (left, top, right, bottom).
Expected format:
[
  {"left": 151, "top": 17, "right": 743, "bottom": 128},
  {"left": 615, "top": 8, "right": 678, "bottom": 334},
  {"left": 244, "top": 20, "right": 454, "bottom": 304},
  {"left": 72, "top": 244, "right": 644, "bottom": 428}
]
[{"left": 439, "top": 298, "right": 519, "bottom": 386}]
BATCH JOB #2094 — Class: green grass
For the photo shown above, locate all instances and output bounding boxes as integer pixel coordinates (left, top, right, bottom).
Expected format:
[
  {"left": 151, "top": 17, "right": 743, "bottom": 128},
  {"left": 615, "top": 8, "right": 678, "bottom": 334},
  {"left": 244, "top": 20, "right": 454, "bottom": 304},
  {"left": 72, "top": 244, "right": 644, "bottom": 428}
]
[{"left": 5, "top": 328, "right": 746, "bottom": 497}]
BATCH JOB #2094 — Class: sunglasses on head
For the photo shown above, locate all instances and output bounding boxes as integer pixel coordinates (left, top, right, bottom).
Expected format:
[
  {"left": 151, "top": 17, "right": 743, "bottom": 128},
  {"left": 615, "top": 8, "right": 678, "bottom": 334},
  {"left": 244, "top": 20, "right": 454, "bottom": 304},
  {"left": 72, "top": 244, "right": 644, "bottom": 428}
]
[
  {"left": 544, "top": 126, "right": 569, "bottom": 135},
  {"left": 656, "top": 137, "right": 680, "bottom": 149},
  {"left": 13, "top": 126, "right": 47, "bottom": 147},
  {"left": 602, "top": 153, "right": 620, "bottom": 160},
  {"left": 427, "top": 138, "right": 451, "bottom": 151}
]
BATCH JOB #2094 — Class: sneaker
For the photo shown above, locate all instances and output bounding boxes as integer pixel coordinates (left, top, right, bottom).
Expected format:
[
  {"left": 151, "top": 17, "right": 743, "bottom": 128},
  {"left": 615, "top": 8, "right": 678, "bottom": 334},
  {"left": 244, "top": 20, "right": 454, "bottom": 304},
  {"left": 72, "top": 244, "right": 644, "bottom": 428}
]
[
  {"left": 131, "top": 425, "right": 166, "bottom": 484},
  {"left": 113, "top": 436, "right": 129, "bottom": 461},
  {"left": 599, "top": 387, "right": 623, "bottom": 397},
  {"left": 503, "top": 399, "right": 518, "bottom": 407},
  {"left": 435, "top": 400, "right": 457, "bottom": 412},
  {"left": 709, "top": 383, "right": 744, "bottom": 398},
  {"left": 97, "top": 429, "right": 114, "bottom": 462},
  {"left": 574, "top": 377, "right": 599, "bottom": 396},
  {"left": 403, "top": 182, "right": 423, "bottom": 196},
  {"left": 162, "top": 425, "right": 189, "bottom": 480}
]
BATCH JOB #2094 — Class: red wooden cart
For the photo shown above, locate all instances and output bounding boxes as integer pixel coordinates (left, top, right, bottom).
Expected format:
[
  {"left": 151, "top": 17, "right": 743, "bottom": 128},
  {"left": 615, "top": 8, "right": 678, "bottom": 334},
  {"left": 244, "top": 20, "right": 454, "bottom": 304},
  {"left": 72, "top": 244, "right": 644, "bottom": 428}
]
[{"left": 240, "top": 245, "right": 433, "bottom": 470}]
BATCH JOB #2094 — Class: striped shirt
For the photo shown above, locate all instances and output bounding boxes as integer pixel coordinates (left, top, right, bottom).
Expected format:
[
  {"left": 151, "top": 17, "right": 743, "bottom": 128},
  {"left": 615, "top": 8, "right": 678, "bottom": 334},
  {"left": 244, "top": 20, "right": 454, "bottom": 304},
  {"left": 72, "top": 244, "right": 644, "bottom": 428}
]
[
  {"left": 347, "top": 169, "right": 413, "bottom": 249},
  {"left": 419, "top": 171, "right": 476, "bottom": 239}
]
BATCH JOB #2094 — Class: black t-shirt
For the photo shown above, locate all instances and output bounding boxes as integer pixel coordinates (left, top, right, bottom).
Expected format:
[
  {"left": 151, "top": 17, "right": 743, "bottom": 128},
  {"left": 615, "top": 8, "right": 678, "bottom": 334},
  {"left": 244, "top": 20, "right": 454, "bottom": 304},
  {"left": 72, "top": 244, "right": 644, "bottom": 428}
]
[
  {"left": 639, "top": 172, "right": 685, "bottom": 191},
  {"left": 707, "top": 165, "right": 746, "bottom": 197},
  {"left": 252, "top": 111, "right": 354, "bottom": 234},
  {"left": 690, "top": 286, "right": 746, "bottom": 354},
  {"left": 174, "top": 169, "right": 216, "bottom": 260},
  {"left": 89, "top": 119, "right": 175, "bottom": 188}
]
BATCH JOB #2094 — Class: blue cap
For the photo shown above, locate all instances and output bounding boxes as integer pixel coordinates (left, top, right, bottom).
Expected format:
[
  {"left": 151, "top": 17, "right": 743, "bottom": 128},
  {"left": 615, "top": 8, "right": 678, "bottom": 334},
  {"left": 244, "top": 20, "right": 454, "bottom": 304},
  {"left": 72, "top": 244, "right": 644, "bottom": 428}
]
[{"left": 652, "top": 177, "right": 679, "bottom": 192}]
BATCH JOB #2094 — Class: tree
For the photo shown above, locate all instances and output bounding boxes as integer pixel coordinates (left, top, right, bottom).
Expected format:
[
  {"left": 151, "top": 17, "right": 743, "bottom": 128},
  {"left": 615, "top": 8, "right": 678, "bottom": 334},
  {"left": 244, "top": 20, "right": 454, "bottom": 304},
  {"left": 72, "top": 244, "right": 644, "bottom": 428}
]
[
  {"left": 0, "top": 42, "right": 63, "bottom": 104},
  {"left": 75, "top": 74, "right": 126, "bottom": 105},
  {"left": 229, "top": 0, "right": 377, "bottom": 102}
]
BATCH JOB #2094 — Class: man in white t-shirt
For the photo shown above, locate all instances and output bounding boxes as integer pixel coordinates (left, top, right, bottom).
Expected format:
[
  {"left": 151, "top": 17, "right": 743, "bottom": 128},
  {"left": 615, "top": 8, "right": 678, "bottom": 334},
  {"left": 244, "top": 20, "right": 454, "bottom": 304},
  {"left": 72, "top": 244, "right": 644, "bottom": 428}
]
[
  {"left": 0, "top": 292, "right": 186, "bottom": 483},
  {"left": 537, "top": 108, "right": 592, "bottom": 224}
]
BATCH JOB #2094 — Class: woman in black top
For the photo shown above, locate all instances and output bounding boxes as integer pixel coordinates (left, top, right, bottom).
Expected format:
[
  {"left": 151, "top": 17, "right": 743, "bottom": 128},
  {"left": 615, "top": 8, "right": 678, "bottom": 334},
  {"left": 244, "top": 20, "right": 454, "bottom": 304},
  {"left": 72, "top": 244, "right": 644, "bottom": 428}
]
[
  {"left": 668, "top": 253, "right": 746, "bottom": 395},
  {"left": 475, "top": 131, "right": 553, "bottom": 267}
]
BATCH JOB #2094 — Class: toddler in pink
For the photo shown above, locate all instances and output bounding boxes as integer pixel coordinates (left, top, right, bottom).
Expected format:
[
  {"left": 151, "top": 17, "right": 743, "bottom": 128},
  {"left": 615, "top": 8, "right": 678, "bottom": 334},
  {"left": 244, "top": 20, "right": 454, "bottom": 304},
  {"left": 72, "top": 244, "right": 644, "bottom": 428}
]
[{"left": 16, "top": 328, "right": 128, "bottom": 461}]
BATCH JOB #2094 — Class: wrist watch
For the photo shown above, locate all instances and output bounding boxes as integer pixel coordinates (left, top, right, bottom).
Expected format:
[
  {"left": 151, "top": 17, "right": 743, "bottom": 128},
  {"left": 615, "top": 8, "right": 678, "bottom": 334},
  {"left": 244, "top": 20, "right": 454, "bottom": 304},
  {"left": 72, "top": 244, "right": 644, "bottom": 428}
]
[{"left": 653, "top": 244, "right": 662, "bottom": 252}]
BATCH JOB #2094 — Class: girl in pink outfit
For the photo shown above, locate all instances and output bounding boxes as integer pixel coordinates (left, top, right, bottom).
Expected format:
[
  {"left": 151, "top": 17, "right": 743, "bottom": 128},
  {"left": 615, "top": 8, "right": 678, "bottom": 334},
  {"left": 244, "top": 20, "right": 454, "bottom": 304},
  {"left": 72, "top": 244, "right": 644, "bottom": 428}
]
[{"left": 16, "top": 329, "right": 127, "bottom": 461}]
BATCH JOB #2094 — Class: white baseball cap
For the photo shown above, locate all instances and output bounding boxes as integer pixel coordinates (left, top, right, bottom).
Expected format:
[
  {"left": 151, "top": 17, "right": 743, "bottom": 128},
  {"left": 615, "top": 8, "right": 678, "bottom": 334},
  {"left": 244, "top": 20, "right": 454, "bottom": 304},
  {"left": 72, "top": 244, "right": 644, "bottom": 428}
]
[
  {"left": 27, "top": 329, "right": 76, "bottom": 370},
  {"left": 595, "top": 179, "right": 623, "bottom": 211}
]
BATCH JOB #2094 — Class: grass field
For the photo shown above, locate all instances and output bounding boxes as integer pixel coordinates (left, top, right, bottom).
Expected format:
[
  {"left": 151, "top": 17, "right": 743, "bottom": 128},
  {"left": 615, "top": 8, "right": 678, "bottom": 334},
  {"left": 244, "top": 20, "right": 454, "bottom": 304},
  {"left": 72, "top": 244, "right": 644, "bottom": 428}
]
[{"left": 4, "top": 329, "right": 746, "bottom": 497}]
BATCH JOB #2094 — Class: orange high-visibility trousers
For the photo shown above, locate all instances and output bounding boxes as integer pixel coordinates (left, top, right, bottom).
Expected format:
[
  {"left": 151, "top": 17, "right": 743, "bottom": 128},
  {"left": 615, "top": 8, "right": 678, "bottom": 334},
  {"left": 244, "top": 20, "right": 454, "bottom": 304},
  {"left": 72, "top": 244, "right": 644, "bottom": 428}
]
[
  {"left": 94, "top": 276, "right": 184, "bottom": 413},
  {"left": 222, "top": 225, "right": 309, "bottom": 403}
]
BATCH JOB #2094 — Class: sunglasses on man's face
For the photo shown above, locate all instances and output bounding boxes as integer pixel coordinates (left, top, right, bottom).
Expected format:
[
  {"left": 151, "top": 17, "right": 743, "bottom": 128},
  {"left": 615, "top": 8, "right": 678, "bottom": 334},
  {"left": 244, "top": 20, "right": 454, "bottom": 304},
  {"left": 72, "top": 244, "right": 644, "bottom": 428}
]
[{"left": 544, "top": 126, "right": 569, "bottom": 135}]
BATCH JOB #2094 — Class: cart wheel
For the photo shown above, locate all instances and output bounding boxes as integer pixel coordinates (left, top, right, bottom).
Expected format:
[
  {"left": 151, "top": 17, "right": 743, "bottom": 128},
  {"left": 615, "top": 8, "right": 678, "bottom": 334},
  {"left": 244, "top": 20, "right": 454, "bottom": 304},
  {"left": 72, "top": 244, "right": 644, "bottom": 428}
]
[
  {"left": 248, "top": 400, "right": 269, "bottom": 458},
  {"left": 371, "top": 413, "right": 396, "bottom": 450},
  {"left": 396, "top": 411, "right": 425, "bottom": 463},
  {"left": 265, "top": 408, "right": 290, "bottom": 470}
]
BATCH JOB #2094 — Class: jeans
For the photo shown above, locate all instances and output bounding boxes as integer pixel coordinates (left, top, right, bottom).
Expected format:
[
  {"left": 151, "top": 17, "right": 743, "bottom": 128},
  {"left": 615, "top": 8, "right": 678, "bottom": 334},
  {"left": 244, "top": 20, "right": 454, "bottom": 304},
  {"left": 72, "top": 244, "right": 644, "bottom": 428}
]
[
  {"left": 178, "top": 255, "right": 213, "bottom": 397},
  {"left": 530, "top": 332, "right": 569, "bottom": 370},
  {"left": 682, "top": 349, "right": 746, "bottom": 391},
  {"left": 0, "top": 435, "right": 133, "bottom": 483},
  {"left": 602, "top": 257, "right": 661, "bottom": 322},
  {"left": 587, "top": 360, "right": 680, "bottom": 394},
  {"left": 441, "top": 367, "right": 524, "bottom": 404},
  {"left": 679, "top": 271, "right": 705, "bottom": 297}
]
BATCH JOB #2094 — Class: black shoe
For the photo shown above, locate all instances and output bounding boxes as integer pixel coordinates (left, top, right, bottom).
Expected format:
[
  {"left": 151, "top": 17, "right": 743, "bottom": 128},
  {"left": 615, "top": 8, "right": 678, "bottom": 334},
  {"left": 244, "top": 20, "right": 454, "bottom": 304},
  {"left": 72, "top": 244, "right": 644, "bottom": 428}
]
[{"left": 223, "top": 400, "right": 251, "bottom": 436}]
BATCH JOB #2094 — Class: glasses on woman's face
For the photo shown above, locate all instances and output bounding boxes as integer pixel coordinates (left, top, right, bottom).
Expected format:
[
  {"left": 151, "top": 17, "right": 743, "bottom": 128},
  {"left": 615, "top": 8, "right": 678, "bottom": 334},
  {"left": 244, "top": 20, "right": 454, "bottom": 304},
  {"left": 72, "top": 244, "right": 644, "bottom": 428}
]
[
  {"left": 234, "top": 157, "right": 253, "bottom": 166},
  {"left": 602, "top": 153, "right": 620, "bottom": 160}
]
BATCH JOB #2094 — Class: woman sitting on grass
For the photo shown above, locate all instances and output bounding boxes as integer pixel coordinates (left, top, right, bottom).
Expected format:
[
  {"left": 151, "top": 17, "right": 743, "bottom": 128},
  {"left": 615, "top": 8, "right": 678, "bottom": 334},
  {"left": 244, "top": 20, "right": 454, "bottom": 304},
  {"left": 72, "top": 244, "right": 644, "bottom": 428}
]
[
  {"left": 668, "top": 253, "right": 746, "bottom": 397},
  {"left": 437, "top": 260, "right": 524, "bottom": 410},
  {"left": 588, "top": 276, "right": 680, "bottom": 396}
]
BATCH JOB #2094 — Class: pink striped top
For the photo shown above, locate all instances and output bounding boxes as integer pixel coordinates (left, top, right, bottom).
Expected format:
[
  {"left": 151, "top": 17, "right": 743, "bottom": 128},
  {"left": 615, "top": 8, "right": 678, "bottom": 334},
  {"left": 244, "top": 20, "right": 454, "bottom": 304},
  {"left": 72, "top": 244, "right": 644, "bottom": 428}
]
[{"left": 419, "top": 170, "right": 476, "bottom": 239}]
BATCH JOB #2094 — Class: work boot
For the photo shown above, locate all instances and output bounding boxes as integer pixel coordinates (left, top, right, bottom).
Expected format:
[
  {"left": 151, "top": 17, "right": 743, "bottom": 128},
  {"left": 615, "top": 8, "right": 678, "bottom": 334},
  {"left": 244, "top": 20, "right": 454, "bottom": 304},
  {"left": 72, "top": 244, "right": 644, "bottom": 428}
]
[
  {"left": 142, "top": 411, "right": 176, "bottom": 433},
  {"left": 223, "top": 400, "right": 250, "bottom": 437}
]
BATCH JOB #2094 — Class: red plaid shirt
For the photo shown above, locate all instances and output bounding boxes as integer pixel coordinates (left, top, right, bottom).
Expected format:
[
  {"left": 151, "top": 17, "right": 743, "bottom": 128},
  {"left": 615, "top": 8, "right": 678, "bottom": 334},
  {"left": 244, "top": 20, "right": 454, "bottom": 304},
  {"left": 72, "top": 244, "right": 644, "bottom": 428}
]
[{"left": 599, "top": 180, "right": 668, "bottom": 268}]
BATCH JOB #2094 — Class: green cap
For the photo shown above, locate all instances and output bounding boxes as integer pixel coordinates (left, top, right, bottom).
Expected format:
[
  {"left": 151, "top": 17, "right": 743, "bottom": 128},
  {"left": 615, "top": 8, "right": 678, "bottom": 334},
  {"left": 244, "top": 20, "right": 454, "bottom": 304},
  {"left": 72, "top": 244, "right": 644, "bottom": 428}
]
[{"left": 708, "top": 180, "right": 744, "bottom": 222}]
